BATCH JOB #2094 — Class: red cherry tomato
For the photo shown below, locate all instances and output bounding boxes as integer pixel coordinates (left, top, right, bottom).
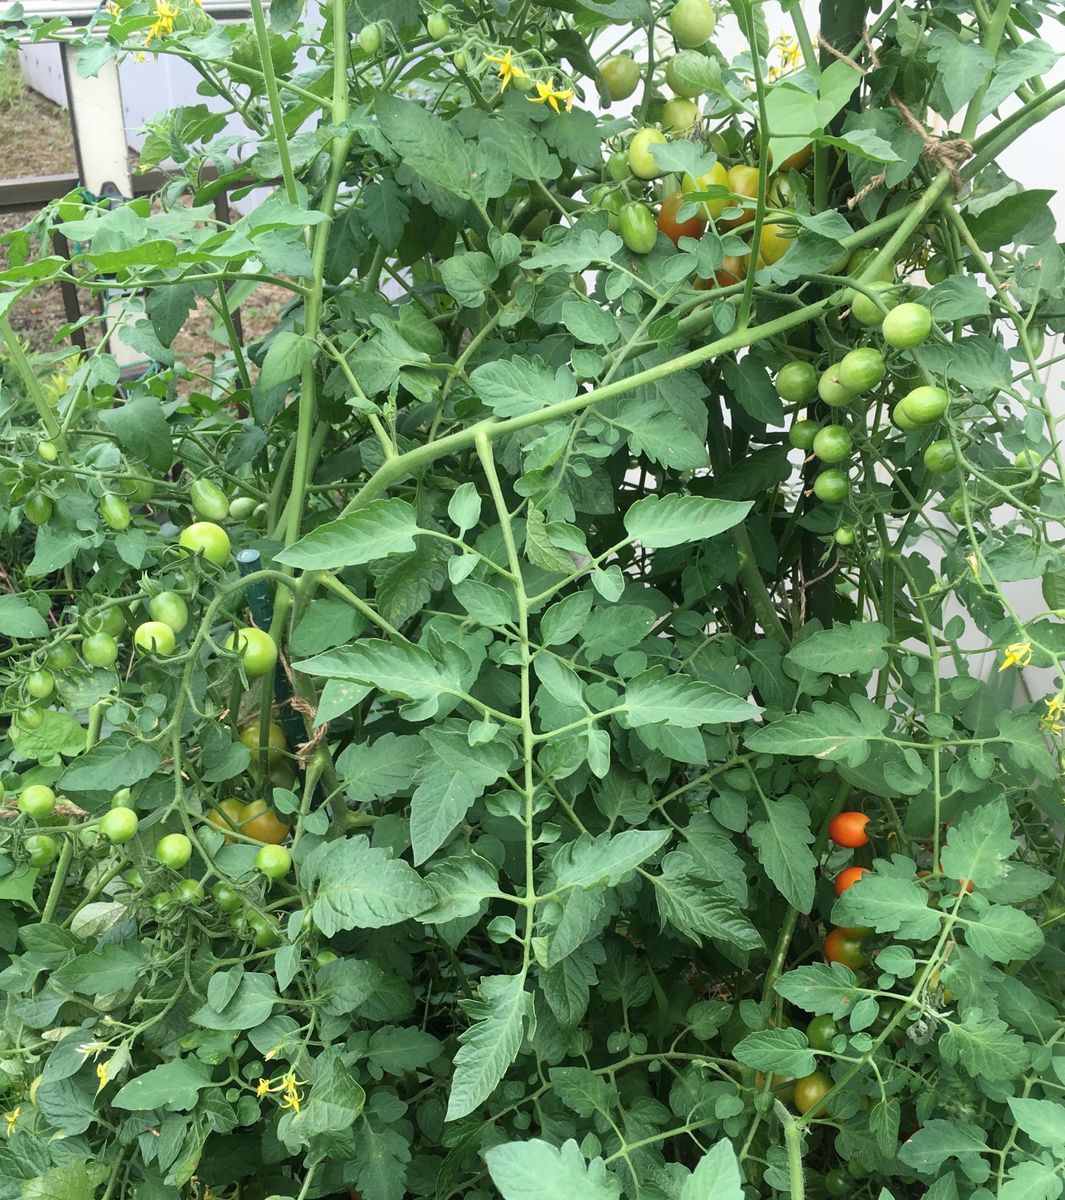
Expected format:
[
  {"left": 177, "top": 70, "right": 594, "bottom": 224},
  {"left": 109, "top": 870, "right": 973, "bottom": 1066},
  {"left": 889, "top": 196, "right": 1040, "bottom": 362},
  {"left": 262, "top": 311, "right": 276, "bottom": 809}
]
[
  {"left": 823, "top": 927, "right": 866, "bottom": 968},
  {"left": 657, "top": 192, "right": 707, "bottom": 246},
  {"left": 834, "top": 866, "right": 870, "bottom": 896},
  {"left": 828, "top": 812, "right": 870, "bottom": 848}
]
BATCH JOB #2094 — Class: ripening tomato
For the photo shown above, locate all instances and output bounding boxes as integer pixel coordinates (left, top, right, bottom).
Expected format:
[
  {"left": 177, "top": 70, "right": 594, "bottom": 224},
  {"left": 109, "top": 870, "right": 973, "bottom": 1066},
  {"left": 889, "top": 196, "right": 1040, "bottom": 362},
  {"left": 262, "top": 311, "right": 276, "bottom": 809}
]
[
  {"left": 240, "top": 720, "right": 288, "bottom": 766},
  {"left": 714, "top": 254, "right": 748, "bottom": 287},
  {"left": 100, "top": 493, "right": 131, "bottom": 531},
  {"left": 837, "top": 347, "right": 886, "bottom": 393},
  {"left": 100, "top": 807, "right": 139, "bottom": 844},
  {"left": 813, "top": 470, "right": 849, "bottom": 504},
  {"left": 812, "top": 426, "right": 852, "bottom": 465},
  {"left": 668, "top": 0, "right": 716, "bottom": 47},
  {"left": 788, "top": 419, "right": 819, "bottom": 451},
  {"left": 240, "top": 800, "right": 290, "bottom": 845},
  {"left": 828, "top": 811, "right": 870, "bottom": 848},
  {"left": 721, "top": 164, "right": 759, "bottom": 228},
  {"left": 834, "top": 865, "right": 869, "bottom": 895},
  {"left": 776, "top": 361, "right": 818, "bottom": 403},
  {"left": 806, "top": 1014, "right": 838, "bottom": 1051},
  {"left": 793, "top": 1071, "right": 832, "bottom": 1115},
  {"left": 148, "top": 591, "right": 189, "bottom": 634},
  {"left": 226, "top": 626, "right": 278, "bottom": 678},
  {"left": 256, "top": 844, "right": 292, "bottom": 881},
  {"left": 657, "top": 192, "right": 707, "bottom": 246},
  {"left": 601, "top": 53, "right": 641, "bottom": 101},
  {"left": 83, "top": 632, "right": 119, "bottom": 668},
  {"left": 881, "top": 302, "right": 933, "bottom": 349},
  {"left": 681, "top": 162, "right": 730, "bottom": 220},
  {"left": 824, "top": 927, "right": 866, "bottom": 967},
  {"left": 897, "top": 385, "right": 949, "bottom": 426},
  {"left": 758, "top": 220, "right": 792, "bottom": 265},
  {"left": 923, "top": 440, "right": 957, "bottom": 473},
  {"left": 179, "top": 521, "right": 231, "bottom": 567},
  {"left": 661, "top": 97, "right": 699, "bottom": 133},
  {"left": 134, "top": 621, "right": 177, "bottom": 656},
  {"left": 628, "top": 129, "right": 669, "bottom": 179},
  {"left": 155, "top": 833, "right": 193, "bottom": 869}
]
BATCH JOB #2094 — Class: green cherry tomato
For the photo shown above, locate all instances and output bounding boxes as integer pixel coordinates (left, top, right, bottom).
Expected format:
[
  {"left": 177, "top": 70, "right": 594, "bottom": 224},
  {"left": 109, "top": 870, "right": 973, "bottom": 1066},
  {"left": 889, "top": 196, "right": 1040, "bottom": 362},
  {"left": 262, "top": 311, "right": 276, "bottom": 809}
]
[
  {"left": 226, "top": 626, "right": 278, "bottom": 679},
  {"left": 882, "top": 302, "right": 933, "bottom": 349},
  {"left": 661, "top": 97, "right": 699, "bottom": 133},
  {"left": 248, "top": 913, "right": 280, "bottom": 948},
  {"left": 82, "top": 607, "right": 125, "bottom": 638},
  {"left": 619, "top": 202, "right": 658, "bottom": 255},
  {"left": 179, "top": 522, "right": 231, "bottom": 567},
  {"left": 897, "top": 385, "right": 949, "bottom": 426},
  {"left": 175, "top": 878, "right": 205, "bottom": 904},
  {"left": 155, "top": 833, "right": 193, "bottom": 869},
  {"left": 213, "top": 883, "right": 243, "bottom": 912},
  {"left": 817, "top": 369, "right": 855, "bottom": 408},
  {"left": 255, "top": 844, "right": 292, "bottom": 881},
  {"left": 628, "top": 128, "right": 669, "bottom": 180},
  {"left": 190, "top": 479, "right": 230, "bottom": 523},
  {"left": 788, "top": 419, "right": 819, "bottom": 451},
  {"left": 426, "top": 10, "right": 449, "bottom": 38},
  {"left": 46, "top": 643, "right": 77, "bottom": 671},
  {"left": 825, "top": 1167, "right": 849, "bottom": 1197},
  {"left": 25, "top": 669, "right": 55, "bottom": 700},
  {"left": 924, "top": 257, "right": 949, "bottom": 284},
  {"left": 18, "top": 784, "right": 56, "bottom": 819},
  {"left": 812, "top": 425, "right": 853, "bottom": 464},
  {"left": 846, "top": 247, "right": 894, "bottom": 283},
  {"left": 121, "top": 475, "right": 156, "bottom": 503},
  {"left": 834, "top": 525, "right": 856, "bottom": 546},
  {"left": 892, "top": 403, "right": 919, "bottom": 431},
  {"left": 948, "top": 496, "right": 967, "bottom": 523},
  {"left": 601, "top": 53, "right": 641, "bottom": 102},
  {"left": 357, "top": 22, "right": 382, "bottom": 53},
  {"left": 1015, "top": 448, "right": 1043, "bottom": 471},
  {"left": 606, "top": 149, "right": 631, "bottom": 182},
  {"left": 668, "top": 0, "right": 716, "bottom": 47},
  {"left": 134, "top": 621, "right": 177, "bottom": 656},
  {"left": 37, "top": 440, "right": 58, "bottom": 463},
  {"left": 850, "top": 280, "right": 898, "bottom": 326},
  {"left": 665, "top": 49, "right": 716, "bottom": 98},
  {"left": 923, "top": 440, "right": 957, "bottom": 473},
  {"left": 25, "top": 833, "right": 58, "bottom": 869},
  {"left": 315, "top": 949, "right": 339, "bottom": 967},
  {"left": 837, "top": 347, "right": 886, "bottom": 393},
  {"left": 775, "top": 361, "right": 818, "bottom": 403},
  {"left": 100, "top": 807, "right": 139, "bottom": 844},
  {"left": 83, "top": 632, "right": 119, "bottom": 668},
  {"left": 148, "top": 591, "right": 189, "bottom": 634},
  {"left": 793, "top": 1070, "right": 832, "bottom": 1115},
  {"left": 806, "top": 1014, "right": 838, "bottom": 1051},
  {"left": 24, "top": 493, "right": 53, "bottom": 526},
  {"left": 228, "top": 495, "right": 257, "bottom": 520},
  {"left": 149, "top": 890, "right": 175, "bottom": 915},
  {"left": 99, "top": 493, "right": 131, "bottom": 531},
  {"left": 112, "top": 787, "right": 133, "bottom": 808},
  {"left": 18, "top": 707, "right": 44, "bottom": 730},
  {"left": 813, "top": 470, "right": 849, "bottom": 504}
]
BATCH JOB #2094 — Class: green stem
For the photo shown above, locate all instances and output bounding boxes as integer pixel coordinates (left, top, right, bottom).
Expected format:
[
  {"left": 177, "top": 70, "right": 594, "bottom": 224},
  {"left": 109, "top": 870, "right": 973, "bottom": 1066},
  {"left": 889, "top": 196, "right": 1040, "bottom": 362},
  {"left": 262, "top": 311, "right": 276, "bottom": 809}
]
[
  {"left": 249, "top": 0, "right": 300, "bottom": 205},
  {"left": 0, "top": 316, "right": 69, "bottom": 457}
]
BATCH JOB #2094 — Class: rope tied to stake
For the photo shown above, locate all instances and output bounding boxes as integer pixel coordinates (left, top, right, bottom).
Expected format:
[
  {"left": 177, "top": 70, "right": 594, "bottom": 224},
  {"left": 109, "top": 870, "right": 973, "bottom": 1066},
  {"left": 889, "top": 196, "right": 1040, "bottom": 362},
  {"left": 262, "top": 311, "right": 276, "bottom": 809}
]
[
  {"left": 890, "top": 93, "right": 973, "bottom": 192},
  {"left": 280, "top": 655, "right": 328, "bottom": 763}
]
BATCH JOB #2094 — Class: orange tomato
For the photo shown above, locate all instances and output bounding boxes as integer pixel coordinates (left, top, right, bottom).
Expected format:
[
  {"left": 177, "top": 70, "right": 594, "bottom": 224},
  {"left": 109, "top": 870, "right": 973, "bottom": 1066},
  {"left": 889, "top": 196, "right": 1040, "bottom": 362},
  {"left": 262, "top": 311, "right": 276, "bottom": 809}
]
[
  {"left": 657, "top": 191, "right": 707, "bottom": 246},
  {"left": 834, "top": 866, "right": 870, "bottom": 896},
  {"left": 828, "top": 812, "right": 870, "bottom": 848},
  {"left": 241, "top": 799, "right": 291, "bottom": 845}
]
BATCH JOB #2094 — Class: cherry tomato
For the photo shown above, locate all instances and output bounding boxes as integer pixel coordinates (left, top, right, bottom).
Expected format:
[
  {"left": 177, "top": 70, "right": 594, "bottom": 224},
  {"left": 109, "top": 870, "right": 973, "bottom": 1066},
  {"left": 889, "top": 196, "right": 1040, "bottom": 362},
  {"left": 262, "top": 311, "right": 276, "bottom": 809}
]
[
  {"left": 657, "top": 192, "right": 707, "bottom": 246},
  {"left": 619, "top": 202, "right": 658, "bottom": 255},
  {"left": 837, "top": 347, "right": 885, "bottom": 393},
  {"left": 825, "top": 1167, "right": 848, "bottom": 1197},
  {"left": 121, "top": 475, "right": 156, "bottom": 503},
  {"left": 18, "top": 707, "right": 44, "bottom": 730},
  {"left": 134, "top": 621, "right": 176, "bottom": 656},
  {"left": 758, "top": 220, "right": 792, "bottom": 265},
  {"left": 190, "top": 479, "right": 230, "bottom": 522},
  {"left": 817, "top": 369, "right": 854, "bottom": 408},
  {"left": 426, "top": 11, "right": 449, "bottom": 39},
  {"left": 813, "top": 470, "right": 849, "bottom": 504},
  {"left": 882, "top": 302, "right": 933, "bottom": 349},
  {"left": 240, "top": 720, "right": 288, "bottom": 766},
  {"left": 721, "top": 164, "right": 759, "bottom": 228},
  {"left": 100, "top": 807, "right": 139, "bottom": 844},
  {"left": 788, "top": 419, "right": 819, "bottom": 451},
  {"left": 207, "top": 797, "right": 246, "bottom": 839},
  {"left": 779, "top": 143, "right": 813, "bottom": 172},
  {"left": 668, "top": 0, "right": 716, "bottom": 47},
  {"left": 834, "top": 865, "right": 869, "bottom": 896},
  {"left": 681, "top": 162, "right": 730, "bottom": 219},
  {"left": 806, "top": 1014, "right": 838, "bottom": 1051},
  {"left": 924, "top": 257, "right": 949, "bottom": 284},
  {"left": 83, "top": 632, "right": 119, "bottom": 668},
  {"left": 923, "top": 440, "right": 957, "bottom": 473},
  {"left": 666, "top": 50, "right": 716, "bottom": 98},
  {"left": 892, "top": 403, "right": 920, "bottom": 432},
  {"left": 155, "top": 833, "right": 193, "bottom": 869},
  {"left": 315, "top": 949, "right": 339, "bottom": 967},
  {"left": 25, "top": 669, "right": 54, "bottom": 700},
  {"left": 112, "top": 787, "right": 133, "bottom": 808},
  {"left": 828, "top": 811, "right": 870, "bottom": 848},
  {"left": 850, "top": 281, "right": 898, "bottom": 326},
  {"left": 229, "top": 495, "right": 257, "bottom": 520},
  {"left": 713, "top": 254, "right": 748, "bottom": 287},
  {"left": 46, "top": 643, "right": 77, "bottom": 671},
  {"left": 99, "top": 493, "right": 131, "bottom": 531},
  {"left": 628, "top": 129, "right": 669, "bottom": 180},
  {"left": 18, "top": 784, "right": 56, "bottom": 819},
  {"left": 150, "top": 890, "right": 175, "bottom": 915},
  {"left": 25, "top": 833, "right": 58, "bottom": 869},
  {"left": 179, "top": 521, "right": 231, "bottom": 567},
  {"left": 847, "top": 248, "right": 894, "bottom": 282},
  {"left": 213, "top": 883, "right": 243, "bottom": 912},
  {"left": 601, "top": 54, "right": 640, "bottom": 101},
  {"left": 812, "top": 426, "right": 852, "bottom": 464},
  {"left": 776, "top": 361, "right": 817, "bottom": 403},
  {"left": 793, "top": 1071, "right": 832, "bottom": 1115},
  {"left": 256, "top": 844, "right": 292, "bottom": 881},
  {"left": 661, "top": 97, "right": 698, "bottom": 133},
  {"left": 175, "top": 878, "right": 205, "bottom": 904},
  {"left": 357, "top": 22, "right": 381, "bottom": 53},
  {"left": 240, "top": 800, "right": 290, "bottom": 845},
  {"left": 37, "top": 440, "right": 58, "bottom": 463},
  {"left": 226, "top": 626, "right": 278, "bottom": 678},
  {"left": 82, "top": 608, "right": 125, "bottom": 638},
  {"left": 24, "top": 493, "right": 53, "bottom": 525},
  {"left": 1015, "top": 448, "right": 1043, "bottom": 471},
  {"left": 148, "top": 591, "right": 189, "bottom": 634},
  {"left": 897, "top": 385, "right": 949, "bottom": 426},
  {"left": 248, "top": 912, "right": 280, "bottom": 949}
]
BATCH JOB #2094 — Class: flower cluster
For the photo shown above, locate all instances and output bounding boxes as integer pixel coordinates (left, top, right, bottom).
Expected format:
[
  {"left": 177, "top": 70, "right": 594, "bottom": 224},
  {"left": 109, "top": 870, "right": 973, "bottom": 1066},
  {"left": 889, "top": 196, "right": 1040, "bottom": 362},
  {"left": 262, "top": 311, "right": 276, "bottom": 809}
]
[
  {"left": 254, "top": 1070, "right": 307, "bottom": 1115},
  {"left": 485, "top": 49, "right": 574, "bottom": 113}
]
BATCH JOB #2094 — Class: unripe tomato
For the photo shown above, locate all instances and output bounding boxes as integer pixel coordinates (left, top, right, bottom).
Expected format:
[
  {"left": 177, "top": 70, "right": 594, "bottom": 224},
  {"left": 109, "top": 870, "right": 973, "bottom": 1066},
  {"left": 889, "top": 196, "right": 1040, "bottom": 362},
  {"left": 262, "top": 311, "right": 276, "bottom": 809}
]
[
  {"left": 758, "top": 220, "right": 792, "bottom": 265},
  {"left": 121, "top": 475, "right": 156, "bottom": 503},
  {"left": 99, "top": 493, "right": 131, "bottom": 531},
  {"left": 847, "top": 247, "right": 894, "bottom": 282},
  {"left": 148, "top": 591, "right": 189, "bottom": 634},
  {"left": 892, "top": 403, "right": 920, "bottom": 431},
  {"left": 240, "top": 720, "right": 288, "bottom": 766},
  {"left": 788, "top": 420, "right": 819, "bottom": 451},
  {"left": 661, "top": 97, "right": 699, "bottom": 133},
  {"left": 82, "top": 608, "right": 125, "bottom": 638},
  {"left": 18, "top": 707, "right": 44, "bottom": 730},
  {"left": 358, "top": 22, "right": 382, "bottom": 53},
  {"left": 179, "top": 522, "right": 231, "bottom": 567},
  {"left": 315, "top": 949, "right": 339, "bottom": 967},
  {"left": 601, "top": 54, "right": 640, "bottom": 101},
  {"left": 155, "top": 833, "right": 193, "bottom": 869},
  {"left": 18, "top": 784, "right": 56, "bottom": 819},
  {"left": 100, "top": 807, "right": 139, "bottom": 844},
  {"left": 213, "top": 883, "right": 243, "bottom": 912},
  {"left": 226, "top": 626, "right": 278, "bottom": 678},
  {"left": 828, "top": 811, "right": 870, "bottom": 847},
  {"left": 825, "top": 1168, "right": 848, "bottom": 1197},
  {"left": 628, "top": 129, "right": 668, "bottom": 180},
  {"left": 83, "top": 632, "right": 119, "bottom": 668},
  {"left": 228, "top": 495, "right": 257, "bottom": 521},
  {"left": 665, "top": 50, "right": 716, "bottom": 98},
  {"left": 256, "top": 843, "right": 292, "bottom": 881},
  {"left": 823, "top": 927, "right": 867, "bottom": 967},
  {"left": 681, "top": 162, "right": 730, "bottom": 219},
  {"left": 657, "top": 193, "right": 706, "bottom": 246},
  {"left": 24, "top": 493, "right": 53, "bottom": 526},
  {"left": 1015, "top": 448, "right": 1043, "bottom": 471},
  {"left": 813, "top": 470, "right": 849, "bottom": 504},
  {"left": 817, "top": 369, "right": 854, "bottom": 408},
  {"left": 25, "top": 833, "right": 58, "bottom": 869},
  {"left": 806, "top": 1014, "right": 838, "bottom": 1051},
  {"left": 850, "top": 281, "right": 898, "bottom": 326},
  {"left": 134, "top": 621, "right": 176, "bottom": 656},
  {"left": 793, "top": 1071, "right": 832, "bottom": 1115},
  {"left": 426, "top": 11, "right": 449, "bottom": 39},
  {"left": 812, "top": 426, "right": 852, "bottom": 464},
  {"left": 837, "top": 347, "right": 886, "bottom": 393},
  {"left": 619, "top": 202, "right": 658, "bottom": 255},
  {"left": 776, "top": 361, "right": 817, "bottom": 403},
  {"left": 25, "top": 669, "right": 54, "bottom": 700},
  {"left": 46, "top": 643, "right": 77, "bottom": 671},
  {"left": 37, "top": 441, "right": 58, "bottom": 463},
  {"left": 882, "top": 302, "right": 933, "bottom": 349},
  {"left": 834, "top": 865, "right": 869, "bottom": 895},
  {"left": 240, "top": 800, "right": 290, "bottom": 845},
  {"left": 923, "top": 440, "right": 957, "bottom": 473},
  {"left": 606, "top": 150, "right": 631, "bottom": 181},
  {"left": 897, "top": 385, "right": 949, "bottom": 426},
  {"left": 248, "top": 912, "right": 280, "bottom": 948},
  {"left": 190, "top": 479, "right": 230, "bottom": 523},
  {"left": 722, "top": 164, "right": 759, "bottom": 228},
  {"left": 668, "top": 0, "right": 716, "bottom": 47},
  {"left": 174, "top": 878, "right": 205, "bottom": 904},
  {"left": 112, "top": 787, "right": 133, "bottom": 808}
]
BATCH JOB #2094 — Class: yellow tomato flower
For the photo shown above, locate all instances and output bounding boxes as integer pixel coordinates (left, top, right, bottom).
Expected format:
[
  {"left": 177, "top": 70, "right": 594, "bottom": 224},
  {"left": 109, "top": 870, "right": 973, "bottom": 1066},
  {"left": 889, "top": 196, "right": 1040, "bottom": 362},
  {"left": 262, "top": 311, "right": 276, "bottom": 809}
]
[
  {"left": 528, "top": 75, "right": 575, "bottom": 114},
  {"left": 278, "top": 1071, "right": 307, "bottom": 1114},
  {"left": 255, "top": 1077, "right": 275, "bottom": 1097},
  {"left": 95, "top": 1063, "right": 108, "bottom": 1092},
  {"left": 145, "top": 0, "right": 178, "bottom": 45},
  {"left": 3, "top": 1107, "right": 18, "bottom": 1135},
  {"left": 484, "top": 49, "right": 528, "bottom": 91},
  {"left": 998, "top": 641, "right": 1033, "bottom": 672}
]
